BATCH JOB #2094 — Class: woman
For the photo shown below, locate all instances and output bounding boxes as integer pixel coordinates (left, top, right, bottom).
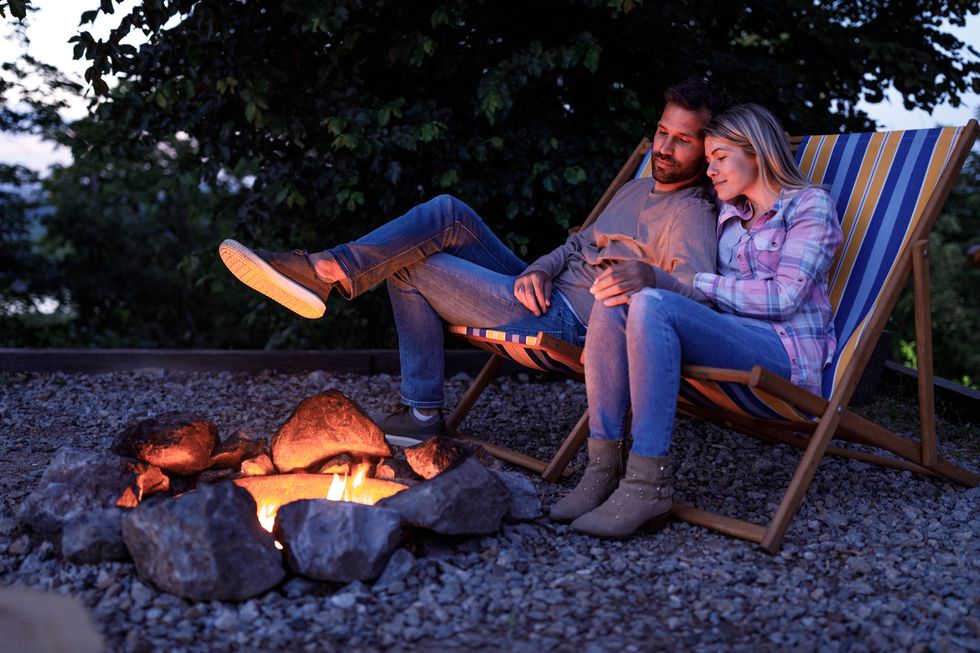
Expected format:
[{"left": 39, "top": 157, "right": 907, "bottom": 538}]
[{"left": 549, "top": 103, "right": 844, "bottom": 538}]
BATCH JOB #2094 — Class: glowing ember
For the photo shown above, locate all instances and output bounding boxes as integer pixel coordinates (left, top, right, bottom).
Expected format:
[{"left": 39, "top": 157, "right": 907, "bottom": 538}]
[{"left": 234, "top": 471, "right": 407, "bottom": 536}]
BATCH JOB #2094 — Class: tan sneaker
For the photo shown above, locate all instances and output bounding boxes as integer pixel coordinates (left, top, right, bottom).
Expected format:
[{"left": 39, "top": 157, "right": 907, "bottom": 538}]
[{"left": 218, "top": 239, "right": 334, "bottom": 319}]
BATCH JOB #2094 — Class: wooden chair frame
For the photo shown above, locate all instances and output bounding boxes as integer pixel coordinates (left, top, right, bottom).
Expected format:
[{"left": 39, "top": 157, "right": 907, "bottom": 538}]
[{"left": 448, "top": 122, "right": 980, "bottom": 552}]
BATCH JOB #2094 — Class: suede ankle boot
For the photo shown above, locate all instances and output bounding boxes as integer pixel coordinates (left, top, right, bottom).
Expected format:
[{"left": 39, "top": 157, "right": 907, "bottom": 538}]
[
  {"left": 548, "top": 439, "right": 623, "bottom": 523},
  {"left": 570, "top": 453, "right": 672, "bottom": 539}
]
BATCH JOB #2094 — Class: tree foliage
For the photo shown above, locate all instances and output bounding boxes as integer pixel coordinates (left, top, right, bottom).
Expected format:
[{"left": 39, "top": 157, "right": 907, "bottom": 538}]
[
  {"left": 890, "top": 151, "right": 980, "bottom": 388},
  {"left": 2, "top": 0, "right": 979, "bottom": 361},
  {"left": 0, "top": 27, "right": 77, "bottom": 341}
]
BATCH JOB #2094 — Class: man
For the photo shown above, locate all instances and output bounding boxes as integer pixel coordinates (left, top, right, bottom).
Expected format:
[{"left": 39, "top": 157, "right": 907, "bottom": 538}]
[{"left": 218, "top": 76, "right": 732, "bottom": 446}]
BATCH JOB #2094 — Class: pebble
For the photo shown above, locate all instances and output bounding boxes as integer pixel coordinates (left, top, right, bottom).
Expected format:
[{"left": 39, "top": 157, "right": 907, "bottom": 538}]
[{"left": 0, "top": 369, "right": 976, "bottom": 652}]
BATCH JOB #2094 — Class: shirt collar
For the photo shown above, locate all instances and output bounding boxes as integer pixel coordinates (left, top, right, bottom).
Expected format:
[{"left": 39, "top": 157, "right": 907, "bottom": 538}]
[{"left": 716, "top": 188, "right": 797, "bottom": 228}]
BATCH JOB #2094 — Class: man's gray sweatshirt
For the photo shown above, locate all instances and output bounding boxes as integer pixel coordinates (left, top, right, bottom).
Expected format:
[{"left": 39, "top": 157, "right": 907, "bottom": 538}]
[{"left": 523, "top": 177, "right": 717, "bottom": 323}]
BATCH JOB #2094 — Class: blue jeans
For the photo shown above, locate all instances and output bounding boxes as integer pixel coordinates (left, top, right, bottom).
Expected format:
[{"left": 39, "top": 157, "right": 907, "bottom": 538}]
[
  {"left": 584, "top": 289, "right": 792, "bottom": 457},
  {"left": 328, "top": 195, "right": 587, "bottom": 408}
]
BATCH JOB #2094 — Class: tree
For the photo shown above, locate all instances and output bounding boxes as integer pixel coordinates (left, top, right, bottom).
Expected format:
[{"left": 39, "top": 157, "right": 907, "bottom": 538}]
[
  {"left": 8, "top": 0, "right": 980, "bottom": 351},
  {"left": 0, "top": 25, "right": 78, "bottom": 344},
  {"left": 890, "top": 150, "right": 980, "bottom": 388}
]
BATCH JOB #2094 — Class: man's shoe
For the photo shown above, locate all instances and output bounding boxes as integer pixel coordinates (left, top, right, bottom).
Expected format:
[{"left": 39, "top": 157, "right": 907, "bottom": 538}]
[
  {"left": 380, "top": 407, "right": 447, "bottom": 447},
  {"left": 218, "top": 239, "right": 333, "bottom": 319}
]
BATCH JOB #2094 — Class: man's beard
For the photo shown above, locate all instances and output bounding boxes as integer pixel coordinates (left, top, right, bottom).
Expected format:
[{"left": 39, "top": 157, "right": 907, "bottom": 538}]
[{"left": 652, "top": 155, "right": 704, "bottom": 185}]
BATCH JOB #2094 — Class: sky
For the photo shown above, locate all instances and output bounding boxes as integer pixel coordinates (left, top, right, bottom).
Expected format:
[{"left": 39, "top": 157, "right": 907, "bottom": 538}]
[{"left": 1, "top": 5, "right": 979, "bottom": 174}]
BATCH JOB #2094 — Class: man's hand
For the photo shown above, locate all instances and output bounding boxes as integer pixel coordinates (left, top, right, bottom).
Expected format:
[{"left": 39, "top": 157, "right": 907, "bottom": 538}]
[
  {"left": 514, "top": 270, "right": 553, "bottom": 316},
  {"left": 590, "top": 261, "right": 660, "bottom": 306}
]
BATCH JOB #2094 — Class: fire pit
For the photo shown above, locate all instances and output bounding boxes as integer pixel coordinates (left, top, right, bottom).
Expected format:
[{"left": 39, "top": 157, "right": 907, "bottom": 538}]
[
  {"left": 17, "top": 389, "right": 541, "bottom": 601},
  {"left": 234, "top": 470, "right": 408, "bottom": 536}
]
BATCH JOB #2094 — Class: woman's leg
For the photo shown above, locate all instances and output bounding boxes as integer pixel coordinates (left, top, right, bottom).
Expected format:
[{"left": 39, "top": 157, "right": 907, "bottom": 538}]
[
  {"left": 549, "top": 301, "right": 632, "bottom": 522},
  {"left": 322, "top": 194, "right": 527, "bottom": 298},
  {"left": 571, "top": 289, "right": 791, "bottom": 538},
  {"left": 623, "top": 289, "right": 791, "bottom": 457}
]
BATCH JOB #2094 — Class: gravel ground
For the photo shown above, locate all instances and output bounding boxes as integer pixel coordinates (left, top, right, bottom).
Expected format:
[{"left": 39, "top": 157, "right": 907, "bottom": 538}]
[{"left": 1, "top": 369, "right": 978, "bottom": 652}]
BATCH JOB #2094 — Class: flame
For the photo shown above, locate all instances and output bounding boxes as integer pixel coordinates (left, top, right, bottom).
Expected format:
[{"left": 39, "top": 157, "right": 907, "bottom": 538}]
[
  {"left": 234, "top": 471, "right": 407, "bottom": 539},
  {"left": 257, "top": 502, "right": 276, "bottom": 532},
  {"left": 326, "top": 472, "right": 346, "bottom": 501}
]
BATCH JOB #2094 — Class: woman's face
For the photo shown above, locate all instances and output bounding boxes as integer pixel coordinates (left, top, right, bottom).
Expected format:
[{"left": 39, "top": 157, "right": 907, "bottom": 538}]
[{"left": 704, "top": 136, "right": 760, "bottom": 203}]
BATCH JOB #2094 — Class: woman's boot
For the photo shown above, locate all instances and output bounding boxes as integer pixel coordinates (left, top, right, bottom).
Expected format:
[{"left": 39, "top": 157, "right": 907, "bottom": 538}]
[
  {"left": 570, "top": 454, "right": 671, "bottom": 538},
  {"left": 548, "top": 439, "right": 623, "bottom": 523}
]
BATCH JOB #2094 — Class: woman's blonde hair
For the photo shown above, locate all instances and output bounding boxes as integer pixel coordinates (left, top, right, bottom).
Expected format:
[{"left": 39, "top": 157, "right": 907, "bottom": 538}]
[{"left": 704, "top": 103, "right": 813, "bottom": 194}]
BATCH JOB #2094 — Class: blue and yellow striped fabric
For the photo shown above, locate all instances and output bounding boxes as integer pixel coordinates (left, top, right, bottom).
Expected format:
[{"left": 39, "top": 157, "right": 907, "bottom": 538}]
[
  {"left": 670, "top": 126, "right": 964, "bottom": 419},
  {"left": 798, "top": 128, "right": 962, "bottom": 399},
  {"left": 453, "top": 127, "right": 965, "bottom": 422},
  {"left": 447, "top": 325, "right": 584, "bottom": 378}
]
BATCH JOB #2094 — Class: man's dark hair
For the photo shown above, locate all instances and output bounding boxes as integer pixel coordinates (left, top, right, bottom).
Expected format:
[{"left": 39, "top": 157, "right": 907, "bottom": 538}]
[{"left": 663, "top": 76, "right": 734, "bottom": 116}]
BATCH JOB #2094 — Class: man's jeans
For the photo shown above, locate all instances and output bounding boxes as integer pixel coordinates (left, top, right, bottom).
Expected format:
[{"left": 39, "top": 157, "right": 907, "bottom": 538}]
[
  {"left": 328, "top": 194, "right": 587, "bottom": 408},
  {"left": 584, "top": 288, "right": 792, "bottom": 457}
]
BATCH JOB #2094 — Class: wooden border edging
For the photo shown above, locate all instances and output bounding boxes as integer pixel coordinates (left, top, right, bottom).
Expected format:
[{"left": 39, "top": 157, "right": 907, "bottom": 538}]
[
  {"left": 882, "top": 361, "right": 978, "bottom": 419},
  {"left": 0, "top": 348, "right": 514, "bottom": 376}
]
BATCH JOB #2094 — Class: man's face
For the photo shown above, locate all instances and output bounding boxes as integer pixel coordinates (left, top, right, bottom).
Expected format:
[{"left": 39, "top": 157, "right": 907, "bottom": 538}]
[{"left": 651, "top": 103, "right": 712, "bottom": 188}]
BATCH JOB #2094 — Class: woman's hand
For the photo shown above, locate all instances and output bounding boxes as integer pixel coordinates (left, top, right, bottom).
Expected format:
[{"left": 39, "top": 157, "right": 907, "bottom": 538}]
[
  {"left": 591, "top": 261, "right": 659, "bottom": 306},
  {"left": 514, "top": 270, "right": 553, "bottom": 316}
]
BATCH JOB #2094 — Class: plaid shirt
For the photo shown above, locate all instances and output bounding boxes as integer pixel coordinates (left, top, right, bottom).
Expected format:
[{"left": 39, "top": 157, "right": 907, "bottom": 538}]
[{"left": 693, "top": 187, "right": 843, "bottom": 395}]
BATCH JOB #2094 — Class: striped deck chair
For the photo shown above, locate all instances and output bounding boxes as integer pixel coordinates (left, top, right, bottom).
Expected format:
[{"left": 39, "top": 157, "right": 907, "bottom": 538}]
[{"left": 449, "top": 120, "right": 980, "bottom": 552}]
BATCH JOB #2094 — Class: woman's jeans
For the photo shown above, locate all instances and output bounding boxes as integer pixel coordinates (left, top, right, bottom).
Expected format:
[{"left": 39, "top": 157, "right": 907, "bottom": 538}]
[
  {"left": 328, "top": 194, "right": 587, "bottom": 408},
  {"left": 585, "top": 289, "right": 792, "bottom": 457}
]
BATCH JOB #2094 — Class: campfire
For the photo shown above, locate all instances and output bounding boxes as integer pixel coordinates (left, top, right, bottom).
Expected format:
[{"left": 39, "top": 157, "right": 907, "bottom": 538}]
[
  {"left": 18, "top": 388, "right": 533, "bottom": 602},
  {"left": 234, "top": 466, "right": 408, "bottom": 540}
]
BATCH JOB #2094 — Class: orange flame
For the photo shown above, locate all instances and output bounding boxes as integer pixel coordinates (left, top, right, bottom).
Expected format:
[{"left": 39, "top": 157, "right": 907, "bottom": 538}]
[{"left": 234, "top": 470, "right": 407, "bottom": 538}]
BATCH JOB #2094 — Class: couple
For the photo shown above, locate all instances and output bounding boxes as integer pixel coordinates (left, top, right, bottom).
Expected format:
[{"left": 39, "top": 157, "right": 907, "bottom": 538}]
[{"left": 218, "top": 77, "right": 842, "bottom": 540}]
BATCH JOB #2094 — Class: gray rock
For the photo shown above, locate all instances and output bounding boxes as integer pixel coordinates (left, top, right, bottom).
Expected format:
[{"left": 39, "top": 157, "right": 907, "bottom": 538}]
[
  {"left": 122, "top": 482, "right": 285, "bottom": 600},
  {"left": 493, "top": 470, "right": 542, "bottom": 521},
  {"left": 378, "top": 458, "right": 510, "bottom": 535},
  {"left": 374, "top": 548, "right": 416, "bottom": 588},
  {"left": 373, "top": 458, "right": 421, "bottom": 485},
  {"left": 240, "top": 452, "right": 276, "bottom": 476},
  {"left": 112, "top": 411, "right": 217, "bottom": 475},
  {"left": 209, "top": 429, "right": 266, "bottom": 470},
  {"left": 270, "top": 390, "right": 392, "bottom": 473},
  {"left": 404, "top": 436, "right": 469, "bottom": 479},
  {"left": 18, "top": 447, "right": 166, "bottom": 539},
  {"left": 196, "top": 468, "right": 239, "bottom": 484},
  {"left": 61, "top": 508, "right": 129, "bottom": 564},
  {"left": 275, "top": 499, "right": 402, "bottom": 583},
  {"left": 404, "top": 436, "right": 500, "bottom": 480},
  {"left": 315, "top": 453, "right": 355, "bottom": 475}
]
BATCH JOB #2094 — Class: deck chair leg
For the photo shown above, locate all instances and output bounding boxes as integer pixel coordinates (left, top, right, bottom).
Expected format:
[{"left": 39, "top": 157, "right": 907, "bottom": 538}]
[
  {"left": 912, "top": 240, "right": 937, "bottom": 467},
  {"left": 761, "top": 402, "right": 846, "bottom": 552},
  {"left": 541, "top": 409, "right": 589, "bottom": 482},
  {"left": 446, "top": 354, "right": 503, "bottom": 432}
]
